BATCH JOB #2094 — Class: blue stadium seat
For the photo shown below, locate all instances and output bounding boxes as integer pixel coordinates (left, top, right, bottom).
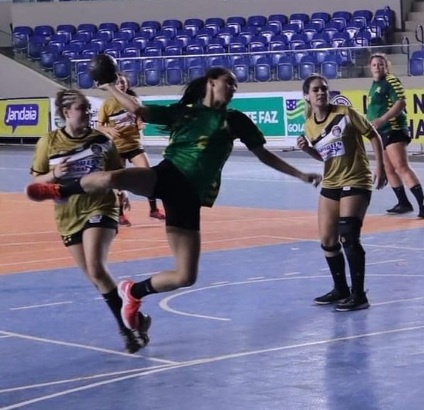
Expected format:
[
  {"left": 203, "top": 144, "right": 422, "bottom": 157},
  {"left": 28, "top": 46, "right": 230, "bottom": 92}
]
[
  {"left": 12, "top": 32, "right": 29, "bottom": 54},
  {"left": 311, "top": 12, "right": 331, "bottom": 26},
  {"left": 165, "top": 60, "right": 184, "bottom": 85},
  {"left": 321, "top": 55, "right": 339, "bottom": 79},
  {"left": 163, "top": 19, "right": 183, "bottom": 30},
  {"left": 80, "top": 47, "right": 98, "bottom": 60},
  {"left": 231, "top": 56, "right": 250, "bottom": 82},
  {"left": 205, "top": 17, "right": 225, "bottom": 36},
  {"left": 281, "top": 24, "right": 300, "bottom": 42},
  {"left": 122, "top": 69, "right": 140, "bottom": 87},
  {"left": 289, "top": 13, "right": 309, "bottom": 31},
  {"left": 409, "top": 51, "right": 424, "bottom": 76},
  {"left": 39, "top": 47, "right": 59, "bottom": 70},
  {"left": 99, "top": 22, "right": 118, "bottom": 33},
  {"left": 121, "top": 46, "right": 141, "bottom": 58},
  {"left": 77, "top": 23, "right": 97, "bottom": 34},
  {"left": 226, "top": 16, "right": 246, "bottom": 35},
  {"left": 53, "top": 57, "right": 72, "bottom": 81},
  {"left": 276, "top": 56, "right": 295, "bottom": 81},
  {"left": 247, "top": 15, "right": 267, "bottom": 28},
  {"left": 120, "top": 21, "right": 140, "bottom": 33},
  {"left": 216, "top": 28, "right": 236, "bottom": 47},
  {"left": 299, "top": 55, "right": 317, "bottom": 80},
  {"left": 28, "top": 35, "right": 46, "bottom": 60},
  {"left": 254, "top": 56, "right": 272, "bottom": 81},
  {"left": 268, "top": 14, "right": 288, "bottom": 31},
  {"left": 187, "top": 57, "right": 205, "bottom": 81},
  {"left": 13, "top": 26, "right": 33, "bottom": 37},
  {"left": 143, "top": 61, "right": 162, "bottom": 86},
  {"left": 34, "top": 25, "right": 54, "bottom": 38},
  {"left": 77, "top": 72, "right": 94, "bottom": 89},
  {"left": 184, "top": 18, "right": 204, "bottom": 36}
]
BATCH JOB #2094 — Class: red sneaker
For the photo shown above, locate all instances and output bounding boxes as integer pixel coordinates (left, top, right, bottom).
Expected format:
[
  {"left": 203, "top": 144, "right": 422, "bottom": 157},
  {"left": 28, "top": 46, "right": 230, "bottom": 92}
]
[
  {"left": 117, "top": 280, "right": 141, "bottom": 330},
  {"left": 119, "top": 214, "right": 131, "bottom": 226},
  {"left": 149, "top": 209, "right": 165, "bottom": 220},
  {"left": 25, "top": 183, "right": 62, "bottom": 202}
]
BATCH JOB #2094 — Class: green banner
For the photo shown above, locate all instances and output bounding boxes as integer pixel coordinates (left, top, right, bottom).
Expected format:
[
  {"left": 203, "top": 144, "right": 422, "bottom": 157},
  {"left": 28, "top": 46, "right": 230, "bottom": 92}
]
[{"left": 140, "top": 92, "right": 307, "bottom": 145}]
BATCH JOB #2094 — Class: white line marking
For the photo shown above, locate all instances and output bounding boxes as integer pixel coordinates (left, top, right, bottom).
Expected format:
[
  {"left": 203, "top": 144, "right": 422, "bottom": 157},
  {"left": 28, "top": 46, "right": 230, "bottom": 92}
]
[
  {"left": 0, "top": 331, "right": 177, "bottom": 365},
  {"left": 160, "top": 274, "right": 424, "bottom": 321},
  {"left": 2, "top": 325, "right": 424, "bottom": 410},
  {"left": 10, "top": 301, "right": 73, "bottom": 310}
]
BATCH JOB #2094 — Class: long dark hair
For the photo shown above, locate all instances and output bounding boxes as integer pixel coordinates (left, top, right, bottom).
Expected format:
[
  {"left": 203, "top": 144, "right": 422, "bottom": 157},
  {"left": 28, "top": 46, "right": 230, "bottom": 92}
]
[
  {"left": 178, "top": 67, "right": 231, "bottom": 105},
  {"left": 160, "top": 66, "right": 232, "bottom": 133}
]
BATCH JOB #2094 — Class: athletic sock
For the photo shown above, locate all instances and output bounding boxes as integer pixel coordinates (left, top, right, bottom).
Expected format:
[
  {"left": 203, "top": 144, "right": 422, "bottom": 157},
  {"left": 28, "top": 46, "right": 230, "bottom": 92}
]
[
  {"left": 103, "top": 287, "right": 126, "bottom": 330},
  {"left": 148, "top": 197, "right": 157, "bottom": 212},
  {"left": 59, "top": 179, "right": 85, "bottom": 198},
  {"left": 325, "top": 252, "right": 349, "bottom": 292},
  {"left": 131, "top": 278, "right": 158, "bottom": 299},
  {"left": 344, "top": 244, "right": 366, "bottom": 295},
  {"left": 392, "top": 185, "right": 411, "bottom": 206},
  {"left": 410, "top": 184, "right": 424, "bottom": 208}
]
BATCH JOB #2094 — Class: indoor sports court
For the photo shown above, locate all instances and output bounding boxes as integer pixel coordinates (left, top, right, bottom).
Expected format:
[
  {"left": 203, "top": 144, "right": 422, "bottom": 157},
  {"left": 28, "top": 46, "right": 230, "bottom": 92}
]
[{"left": 1, "top": 146, "right": 424, "bottom": 410}]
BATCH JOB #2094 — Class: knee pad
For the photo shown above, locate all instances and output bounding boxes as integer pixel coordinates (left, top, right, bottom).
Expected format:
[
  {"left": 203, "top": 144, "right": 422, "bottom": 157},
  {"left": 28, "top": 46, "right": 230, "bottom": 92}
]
[
  {"left": 338, "top": 217, "right": 365, "bottom": 254},
  {"left": 321, "top": 242, "right": 342, "bottom": 252}
]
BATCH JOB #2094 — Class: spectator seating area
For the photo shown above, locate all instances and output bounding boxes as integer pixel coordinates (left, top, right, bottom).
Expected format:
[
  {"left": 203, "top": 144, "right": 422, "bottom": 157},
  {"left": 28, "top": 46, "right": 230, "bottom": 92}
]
[{"left": 11, "top": 8, "right": 396, "bottom": 88}]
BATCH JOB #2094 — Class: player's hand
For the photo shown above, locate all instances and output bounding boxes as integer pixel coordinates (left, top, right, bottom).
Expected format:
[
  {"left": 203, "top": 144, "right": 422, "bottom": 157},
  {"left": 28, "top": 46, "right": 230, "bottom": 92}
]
[
  {"left": 373, "top": 167, "right": 387, "bottom": 190},
  {"left": 297, "top": 135, "right": 309, "bottom": 151},
  {"left": 302, "top": 173, "right": 322, "bottom": 187}
]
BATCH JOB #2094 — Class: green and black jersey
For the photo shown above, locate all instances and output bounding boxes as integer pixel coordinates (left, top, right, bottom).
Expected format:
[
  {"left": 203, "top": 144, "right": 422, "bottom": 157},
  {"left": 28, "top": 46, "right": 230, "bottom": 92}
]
[
  {"left": 147, "top": 103, "right": 266, "bottom": 207},
  {"left": 366, "top": 74, "right": 408, "bottom": 136}
]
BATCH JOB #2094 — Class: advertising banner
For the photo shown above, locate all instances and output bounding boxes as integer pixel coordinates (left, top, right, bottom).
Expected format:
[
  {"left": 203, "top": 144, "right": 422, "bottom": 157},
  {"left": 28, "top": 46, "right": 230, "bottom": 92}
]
[{"left": 0, "top": 98, "right": 50, "bottom": 137}]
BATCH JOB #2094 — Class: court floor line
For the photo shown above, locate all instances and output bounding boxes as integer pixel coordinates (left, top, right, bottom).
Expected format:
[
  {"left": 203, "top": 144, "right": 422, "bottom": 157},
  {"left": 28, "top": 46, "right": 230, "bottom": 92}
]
[
  {"left": 159, "top": 273, "right": 424, "bottom": 321},
  {"left": 0, "top": 331, "right": 178, "bottom": 365},
  {"left": 2, "top": 324, "right": 424, "bottom": 410}
]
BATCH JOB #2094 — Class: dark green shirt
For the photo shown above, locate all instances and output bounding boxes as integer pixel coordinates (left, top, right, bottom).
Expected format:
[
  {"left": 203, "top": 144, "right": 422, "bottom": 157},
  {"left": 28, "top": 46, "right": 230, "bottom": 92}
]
[
  {"left": 366, "top": 74, "right": 408, "bottom": 135},
  {"left": 147, "top": 103, "right": 266, "bottom": 206}
]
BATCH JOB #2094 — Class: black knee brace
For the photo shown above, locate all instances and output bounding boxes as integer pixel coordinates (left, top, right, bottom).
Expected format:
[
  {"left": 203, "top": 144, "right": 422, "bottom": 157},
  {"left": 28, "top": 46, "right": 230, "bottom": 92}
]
[
  {"left": 321, "top": 242, "right": 342, "bottom": 252},
  {"left": 338, "top": 217, "right": 364, "bottom": 255}
]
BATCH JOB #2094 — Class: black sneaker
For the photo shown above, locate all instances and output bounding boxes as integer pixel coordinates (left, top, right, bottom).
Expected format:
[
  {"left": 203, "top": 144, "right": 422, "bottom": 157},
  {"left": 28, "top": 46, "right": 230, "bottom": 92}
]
[
  {"left": 386, "top": 203, "right": 413, "bottom": 214},
  {"left": 418, "top": 207, "right": 424, "bottom": 218},
  {"left": 314, "top": 288, "right": 350, "bottom": 305},
  {"left": 120, "top": 313, "right": 151, "bottom": 353},
  {"left": 120, "top": 328, "right": 142, "bottom": 354},
  {"left": 335, "top": 293, "right": 370, "bottom": 312},
  {"left": 135, "top": 312, "right": 151, "bottom": 348}
]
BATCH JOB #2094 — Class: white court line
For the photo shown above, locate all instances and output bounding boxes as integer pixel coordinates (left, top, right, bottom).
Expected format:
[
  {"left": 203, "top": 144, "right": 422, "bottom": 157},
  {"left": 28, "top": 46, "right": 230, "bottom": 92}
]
[
  {"left": 320, "top": 259, "right": 406, "bottom": 271},
  {"left": 10, "top": 301, "right": 73, "bottom": 310},
  {"left": 0, "top": 331, "right": 177, "bottom": 365},
  {"left": 365, "top": 243, "right": 424, "bottom": 251},
  {"left": 0, "top": 362, "right": 173, "bottom": 394},
  {"left": 160, "top": 274, "right": 424, "bottom": 321},
  {"left": 2, "top": 324, "right": 424, "bottom": 410}
]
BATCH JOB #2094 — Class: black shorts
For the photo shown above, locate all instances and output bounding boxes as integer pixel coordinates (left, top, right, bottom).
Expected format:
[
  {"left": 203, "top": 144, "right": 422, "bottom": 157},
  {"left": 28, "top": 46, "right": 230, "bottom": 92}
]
[
  {"left": 61, "top": 215, "right": 118, "bottom": 247},
  {"left": 152, "top": 159, "right": 201, "bottom": 231},
  {"left": 120, "top": 148, "right": 145, "bottom": 161},
  {"left": 320, "top": 187, "right": 371, "bottom": 204},
  {"left": 380, "top": 130, "right": 411, "bottom": 149}
]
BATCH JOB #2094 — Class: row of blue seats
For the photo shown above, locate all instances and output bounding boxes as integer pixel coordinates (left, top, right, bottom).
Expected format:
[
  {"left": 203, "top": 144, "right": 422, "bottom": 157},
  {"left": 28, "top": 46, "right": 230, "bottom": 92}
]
[
  {"left": 51, "top": 51, "right": 352, "bottom": 88},
  {"left": 12, "top": 8, "right": 394, "bottom": 39}
]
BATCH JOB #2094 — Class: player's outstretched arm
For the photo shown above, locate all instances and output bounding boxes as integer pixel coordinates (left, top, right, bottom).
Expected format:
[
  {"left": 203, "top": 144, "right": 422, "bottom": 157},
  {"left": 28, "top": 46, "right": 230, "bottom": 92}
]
[{"left": 251, "top": 146, "right": 321, "bottom": 187}]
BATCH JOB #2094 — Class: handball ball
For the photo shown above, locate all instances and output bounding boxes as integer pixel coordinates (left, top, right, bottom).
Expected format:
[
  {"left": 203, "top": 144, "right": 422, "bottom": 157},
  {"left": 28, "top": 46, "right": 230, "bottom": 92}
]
[{"left": 88, "top": 54, "right": 118, "bottom": 85}]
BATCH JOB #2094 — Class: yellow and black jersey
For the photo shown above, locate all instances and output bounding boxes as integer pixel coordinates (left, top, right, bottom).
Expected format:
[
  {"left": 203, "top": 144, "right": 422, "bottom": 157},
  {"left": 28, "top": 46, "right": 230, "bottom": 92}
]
[
  {"left": 30, "top": 128, "right": 122, "bottom": 235},
  {"left": 97, "top": 96, "right": 143, "bottom": 153},
  {"left": 304, "top": 104, "right": 374, "bottom": 190}
]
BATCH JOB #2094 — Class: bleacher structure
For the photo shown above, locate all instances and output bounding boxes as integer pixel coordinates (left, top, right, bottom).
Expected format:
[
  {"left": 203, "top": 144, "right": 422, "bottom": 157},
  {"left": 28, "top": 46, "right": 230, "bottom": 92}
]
[{"left": 11, "top": 7, "right": 401, "bottom": 88}]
